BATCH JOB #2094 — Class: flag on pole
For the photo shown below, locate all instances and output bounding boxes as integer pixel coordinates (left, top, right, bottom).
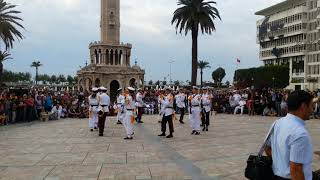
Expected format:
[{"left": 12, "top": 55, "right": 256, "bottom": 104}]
[{"left": 236, "top": 58, "right": 241, "bottom": 63}]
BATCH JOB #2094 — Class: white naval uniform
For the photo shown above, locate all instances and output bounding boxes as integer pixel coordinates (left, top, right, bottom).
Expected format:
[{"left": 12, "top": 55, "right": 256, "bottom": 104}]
[
  {"left": 175, "top": 93, "right": 186, "bottom": 109},
  {"left": 116, "top": 94, "right": 125, "bottom": 123},
  {"left": 88, "top": 95, "right": 99, "bottom": 129},
  {"left": 98, "top": 93, "right": 110, "bottom": 113},
  {"left": 124, "top": 95, "right": 135, "bottom": 137},
  {"left": 135, "top": 92, "right": 144, "bottom": 108},
  {"left": 201, "top": 93, "right": 211, "bottom": 113},
  {"left": 189, "top": 94, "right": 201, "bottom": 132}
]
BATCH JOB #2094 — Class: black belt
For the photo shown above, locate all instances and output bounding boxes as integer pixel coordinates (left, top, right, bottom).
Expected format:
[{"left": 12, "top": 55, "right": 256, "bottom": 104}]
[
  {"left": 127, "top": 109, "right": 134, "bottom": 111},
  {"left": 192, "top": 105, "right": 199, "bottom": 107},
  {"left": 91, "top": 105, "right": 98, "bottom": 107},
  {"left": 100, "top": 105, "right": 108, "bottom": 107},
  {"left": 166, "top": 107, "right": 173, "bottom": 109}
]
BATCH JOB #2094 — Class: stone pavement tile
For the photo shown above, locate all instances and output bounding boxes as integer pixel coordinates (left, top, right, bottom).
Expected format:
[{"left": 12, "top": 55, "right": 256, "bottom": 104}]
[
  {"left": 0, "top": 144, "right": 41, "bottom": 155},
  {"left": 148, "top": 163, "right": 191, "bottom": 180},
  {"left": 71, "top": 143, "right": 109, "bottom": 153},
  {"left": 98, "top": 164, "right": 150, "bottom": 180},
  {"left": 83, "top": 152, "right": 126, "bottom": 165},
  {"left": 223, "top": 172, "right": 247, "bottom": 180},
  {"left": 0, "top": 166, "right": 54, "bottom": 180},
  {"left": 37, "top": 152, "right": 87, "bottom": 165},
  {"left": 0, "top": 153, "right": 46, "bottom": 166},
  {"left": 32, "top": 144, "right": 73, "bottom": 153},
  {"left": 66, "top": 137, "right": 97, "bottom": 144},
  {"left": 127, "top": 152, "right": 170, "bottom": 164},
  {"left": 108, "top": 143, "right": 144, "bottom": 152},
  {"left": 194, "top": 156, "right": 248, "bottom": 178},
  {"left": 176, "top": 147, "right": 223, "bottom": 161},
  {"left": 45, "top": 165, "right": 101, "bottom": 180}
]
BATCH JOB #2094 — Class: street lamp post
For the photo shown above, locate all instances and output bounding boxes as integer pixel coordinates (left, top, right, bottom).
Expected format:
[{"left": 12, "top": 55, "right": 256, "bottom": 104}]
[{"left": 168, "top": 60, "right": 174, "bottom": 85}]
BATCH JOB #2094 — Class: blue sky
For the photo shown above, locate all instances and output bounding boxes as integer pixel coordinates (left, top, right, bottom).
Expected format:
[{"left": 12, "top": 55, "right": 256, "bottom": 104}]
[{"left": 5, "top": 0, "right": 283, "bottom": 83}]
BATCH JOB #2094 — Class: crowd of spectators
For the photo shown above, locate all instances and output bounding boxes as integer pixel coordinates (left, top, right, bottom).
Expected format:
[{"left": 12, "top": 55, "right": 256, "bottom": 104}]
[{"left": 1, "top": 86, "right": 319, "bottom": 125}]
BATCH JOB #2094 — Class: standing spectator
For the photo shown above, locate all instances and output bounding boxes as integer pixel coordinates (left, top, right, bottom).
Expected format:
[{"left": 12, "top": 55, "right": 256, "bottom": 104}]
[
  {"left": 35, "top": 95, "right": 43, "bottom": 119},
  {"left": 44, "top": 93, "right": 53, "bottom": 112}
]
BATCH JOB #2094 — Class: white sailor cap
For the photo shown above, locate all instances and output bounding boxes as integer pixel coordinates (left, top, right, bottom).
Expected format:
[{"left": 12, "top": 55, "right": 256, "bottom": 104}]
[
  {"left": 137, "top": 88, "right": 142, "bottom": 91},
  {"left": 117, "top": 88, "right": 123, "bottom": 92},
  {"left": 99, "top": 86, "right": 107, "bottom": 91},
  {"left": 92, "top": 87, "right": 99, "bottom": 92},
  {"left": 202, "top": 87, "right": 208, "bottom": 90},
  {"left": 192, "top": 86, "right": 200, "bottom": 90},
  {"left": 164, "top": 86, "right": 172, "bottom": 91},
  {"left": 127, "top": 87, "right": 135, "bottom": 91}
]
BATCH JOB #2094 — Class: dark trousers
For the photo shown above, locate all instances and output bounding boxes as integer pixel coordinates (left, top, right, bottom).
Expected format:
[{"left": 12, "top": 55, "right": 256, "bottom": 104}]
[
  {"left": 137, "top": 107, "right": 143, "bottom": 121},
  {"left": 179, "top": 107, "right": 185, "bottom": 121},
  {"left": 98, "top": 112, "right": 107, "bottom": 135},
  {"left": 161, "top": 115, "right": 174, "bottom": 134},
  {"left": 201, "top": 111, "right": 210, "bottom": 126}
]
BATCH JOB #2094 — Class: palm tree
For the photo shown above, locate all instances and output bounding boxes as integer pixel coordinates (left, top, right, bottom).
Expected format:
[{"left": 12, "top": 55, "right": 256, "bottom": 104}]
[
  {"left": 198, "top": 60, "right": 210, "bottom": 87},
  {"left": 172, "top": 0, "right": 220, "bottom": 86},
  {"left": 0, "top": 0, "right": 24, "bottom": 50},
  {"left": 30, "top": 61, "right": 42, "bottom": 85},
  {"left": 0, "top": 50, "right": 11, "bottom": 85}
]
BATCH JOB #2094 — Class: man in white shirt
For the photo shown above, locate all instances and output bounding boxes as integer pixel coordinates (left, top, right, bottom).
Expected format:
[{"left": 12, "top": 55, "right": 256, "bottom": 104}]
[
  {"left": 135, "top": 88, "right": 145, "bottom": 123},
  {"left": 265, "top": 90, "right": 317, "bottom": 180},
  {"left": 175, "top": 89, "right": 186, "bottom": 124},
  {"left": 158, "top": 87, "right": 174, "bottom": 138},
  {"left": 98, "top": 87, "right": 110, "bottom": 136},
  {"left": 51, "top": 103, "right": 62, "bottom": 120},
  {"left": 234, "top": 98, "right": 246, "bottom": 115}
]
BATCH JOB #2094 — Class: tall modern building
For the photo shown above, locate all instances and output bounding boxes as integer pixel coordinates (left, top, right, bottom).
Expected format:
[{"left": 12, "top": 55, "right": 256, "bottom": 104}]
[
  {"left": 77, "top": 0, "right": 145, "bottom": 101},
  {"left": 256, "top": 0, "right": 320, "bottom": 90}
]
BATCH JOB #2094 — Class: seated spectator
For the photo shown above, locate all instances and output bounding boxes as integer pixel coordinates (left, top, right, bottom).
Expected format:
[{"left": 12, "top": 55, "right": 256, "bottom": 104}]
[
  {"left": 262, "top": 104, "right": 277, "bottom": 116},
  {"left": 61, "top": 105, "right": 68, "bottom": 118},
  {"left": 50, "top": 103, "right": 62, "bottom": 120},
  {"left": 234, "top": 98, "right": 246, "bottom": 115},
  {"left": 68, "top": 105, "right": 81, "bottom": 118}
]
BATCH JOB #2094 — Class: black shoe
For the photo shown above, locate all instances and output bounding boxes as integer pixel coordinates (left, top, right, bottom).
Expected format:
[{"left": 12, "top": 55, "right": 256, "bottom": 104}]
[
  {"left": 179, "top": 120, "right": 184, "bottom": 124},
  {"left": 200, "top": 124, "right": 203, "bottom": 127},
  {"left": 191, "top": 130, "right": 196, "bottom": 135},
  {"left": 137, "top": 121, "right": 144, "bottom": 123},
  {"left": 195, "top": 132, "right": 200, "bottom": 135},
  {"left": 206, "top": 128, "right": 208, "bottom": 131},
  {"left": 158, "top": 133, "right": 166, "bottom": 137},
  {"left": 166, "top": 134, "right": 173, "bottom": 138},
  {"left": 202, "top": 127, "right": 206, "bottom": 131},
  {"left": 94, "top": 127, "right": 97, "bottom": 130},
  {"left": 124, "top": 137, "right": 133, "bottom": 140},
  {"left": 90, "top": 129, "right": 93, "bottom": 132},
  {"left": 116, "top": 121, "right": 122, "bottom": 124},
  {"left": 99, "top": 134, "right": 103, "bottom": 136}
]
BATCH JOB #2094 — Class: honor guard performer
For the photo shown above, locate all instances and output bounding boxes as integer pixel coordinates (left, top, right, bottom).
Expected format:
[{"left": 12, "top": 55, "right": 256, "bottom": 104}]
[
  {"left": 115, "top": 88, "right": 125, "bottom": 125},
  {"left": 175, "top": 89, "right": 186, "bottom": 124},
  {"left": 123, "top": 87, "right": 136, "bottom": 140},
  {"left": 158, "top": 87, "right": 174, "bottom": 138},
  {"left": 189, "top": 86, "right": 201, "bottom": 135},
  {"left": 135, "top": 88, "right": 145, "bottom": 123},
  {"left": 97, "top": 86, "right": 110, "bottom": 136},
  {"left": 88, "top": 87, "right": 99, "bottom": 131},
  {"left": 201, "top": 87, "right": 212, "bottom": 131}
]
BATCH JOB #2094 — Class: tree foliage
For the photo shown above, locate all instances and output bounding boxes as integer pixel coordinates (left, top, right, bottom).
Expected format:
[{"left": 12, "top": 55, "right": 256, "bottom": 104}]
[
  {"left": 212, "top": 67, "right": 226, "bottom": 83},
  {"left": 171, "top": 0, "right": 221, "bottom": 85},
  {"left": 234, "top": 65, "right": 289, "bottom": 89},
  {"left": 3, "top": 69, "right": 31, "bottom": 82},
  {"left": 0, "top": 0, "right": 24, "bottom": 50}
]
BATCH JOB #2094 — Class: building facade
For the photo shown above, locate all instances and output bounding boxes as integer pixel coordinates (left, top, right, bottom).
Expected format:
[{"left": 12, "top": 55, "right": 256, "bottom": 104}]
[
  {"left": 77, "top": 0, "right": 145, "bottom": 100},
  {"left": 256, "top": 0, "right": 320, "bottom": 90}
]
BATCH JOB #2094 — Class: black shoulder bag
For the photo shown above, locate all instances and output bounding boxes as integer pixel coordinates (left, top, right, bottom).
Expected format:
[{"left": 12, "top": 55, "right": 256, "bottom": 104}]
[{"left": 245, "top": 122, "right": 276, "bottom": 180}]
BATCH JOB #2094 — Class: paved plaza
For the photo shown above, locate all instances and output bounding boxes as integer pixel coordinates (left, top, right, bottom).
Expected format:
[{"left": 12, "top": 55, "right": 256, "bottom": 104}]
[{"left": 1, "top": 115, "right": 320, "bottom": 180}]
